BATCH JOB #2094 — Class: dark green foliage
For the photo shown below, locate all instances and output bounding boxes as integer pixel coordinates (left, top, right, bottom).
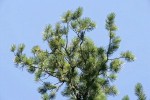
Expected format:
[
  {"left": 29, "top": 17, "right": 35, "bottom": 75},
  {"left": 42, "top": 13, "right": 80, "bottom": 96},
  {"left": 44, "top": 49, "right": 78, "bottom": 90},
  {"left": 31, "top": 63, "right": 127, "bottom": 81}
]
[
  {"left": 122, "top": 95, "right": 130, "bottom": 100},
  {"left": 122, "top": 83, "right": 147, "bottom": 100},
  {"left": 135, "top": 83, "right": 146, "bottom": 100},
  {"left": 11, "top": 7, "right": 135, "bottom": 100},
  {"left": 121, "top": 51, "right": 135, "bottom": 62},
  {"left": 42, "top": 93, "right": 50, "bottom": 100}
]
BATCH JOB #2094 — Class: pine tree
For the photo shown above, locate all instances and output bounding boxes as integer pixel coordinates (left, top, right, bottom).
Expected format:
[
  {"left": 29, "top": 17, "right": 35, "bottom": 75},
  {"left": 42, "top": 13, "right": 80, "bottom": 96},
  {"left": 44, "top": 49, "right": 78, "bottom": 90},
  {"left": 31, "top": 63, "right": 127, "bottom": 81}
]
[{"left": 11, "top": 7, "right": 135, "bottom": 100}]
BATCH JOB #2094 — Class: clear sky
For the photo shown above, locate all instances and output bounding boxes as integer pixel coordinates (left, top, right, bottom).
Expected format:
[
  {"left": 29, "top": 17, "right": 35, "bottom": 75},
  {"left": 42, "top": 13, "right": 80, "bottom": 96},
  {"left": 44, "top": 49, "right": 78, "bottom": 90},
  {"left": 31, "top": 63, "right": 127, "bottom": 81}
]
[{"left": 0, "top": 0, "right": 150, "bottom": 100}]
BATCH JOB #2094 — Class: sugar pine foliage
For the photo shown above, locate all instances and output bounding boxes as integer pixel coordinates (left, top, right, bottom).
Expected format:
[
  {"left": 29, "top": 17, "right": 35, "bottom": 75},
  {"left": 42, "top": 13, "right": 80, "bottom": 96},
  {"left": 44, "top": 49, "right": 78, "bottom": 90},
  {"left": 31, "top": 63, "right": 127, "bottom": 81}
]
[
  {"left": 135, "top": 83, "right": 146, "bottom": 100},
  {"left": 122, "top": 83, "right": 147, "bottom": 100},
  {"left": 11, "top": 7, "right": 135, "bottom": 100},
  {"left": 122, "top": 95, "right": 130, "bottom": 100}
]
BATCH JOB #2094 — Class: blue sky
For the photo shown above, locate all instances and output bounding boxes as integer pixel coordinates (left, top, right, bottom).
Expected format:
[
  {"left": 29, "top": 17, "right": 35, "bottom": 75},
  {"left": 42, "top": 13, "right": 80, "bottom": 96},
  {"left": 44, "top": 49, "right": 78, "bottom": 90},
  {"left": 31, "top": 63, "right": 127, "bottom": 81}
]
[{"left": 0, "top": 0, "right": 150, "bottom": 100}]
